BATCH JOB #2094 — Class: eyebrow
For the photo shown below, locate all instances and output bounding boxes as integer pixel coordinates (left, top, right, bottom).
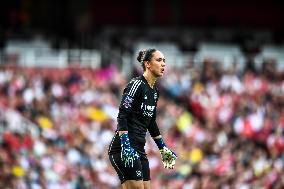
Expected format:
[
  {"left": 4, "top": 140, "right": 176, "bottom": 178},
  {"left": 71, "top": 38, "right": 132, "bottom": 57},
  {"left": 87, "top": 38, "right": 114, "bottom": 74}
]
[{"left": 155, "top": 58, "right": 166, "bottom": 61}]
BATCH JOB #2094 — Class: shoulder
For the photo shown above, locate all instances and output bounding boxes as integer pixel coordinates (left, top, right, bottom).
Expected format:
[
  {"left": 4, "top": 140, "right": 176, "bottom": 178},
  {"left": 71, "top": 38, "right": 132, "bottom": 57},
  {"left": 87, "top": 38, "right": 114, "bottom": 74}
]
[
  {"left": 129, "top": 76, "right": 145, "bottom": 84},
  {"left": 124, "top": 76, "right": 146, "bottom": 96},
  {"left": 127, "top": 76, "right": 147, "bottom": 88}
]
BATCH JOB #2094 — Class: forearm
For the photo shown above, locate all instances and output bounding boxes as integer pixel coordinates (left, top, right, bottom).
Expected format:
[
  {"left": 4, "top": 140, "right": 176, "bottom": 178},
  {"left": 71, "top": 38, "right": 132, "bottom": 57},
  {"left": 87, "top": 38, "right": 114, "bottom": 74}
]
[
  {"left": 117, "top": 108, "right": 130, "bottom": 131},
  {"left": 149, "top": 121, "right": 164, "bottom": 148},
  {"left": 148, "top": 120, "right": 161, "bottom": 138},
  {"left": 117, "top": 115, "right": 128, "bottom": 131}
]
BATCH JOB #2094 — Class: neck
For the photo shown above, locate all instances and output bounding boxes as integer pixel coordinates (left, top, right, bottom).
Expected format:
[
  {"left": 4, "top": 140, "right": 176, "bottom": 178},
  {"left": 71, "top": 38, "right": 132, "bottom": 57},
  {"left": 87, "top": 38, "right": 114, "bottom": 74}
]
[{"left": 143, "top": 72, "right": 157, "bottom": 89}]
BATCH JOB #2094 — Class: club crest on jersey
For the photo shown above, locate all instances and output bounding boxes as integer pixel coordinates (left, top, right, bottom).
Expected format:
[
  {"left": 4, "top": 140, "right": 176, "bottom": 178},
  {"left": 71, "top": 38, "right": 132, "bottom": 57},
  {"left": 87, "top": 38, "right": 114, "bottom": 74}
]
[
  {"left": 154, "top": 93, "right": 158, "bottom": 100},
  {"left": 123, "top": 96, "right": 133, "bottom": 109}
]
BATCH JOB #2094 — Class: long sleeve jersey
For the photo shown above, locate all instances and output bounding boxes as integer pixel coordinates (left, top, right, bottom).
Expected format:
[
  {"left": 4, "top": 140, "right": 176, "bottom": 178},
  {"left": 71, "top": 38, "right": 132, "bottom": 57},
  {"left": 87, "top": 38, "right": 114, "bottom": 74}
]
[{"left": 108, "top": 75, "right": 161, "bottom": 154}]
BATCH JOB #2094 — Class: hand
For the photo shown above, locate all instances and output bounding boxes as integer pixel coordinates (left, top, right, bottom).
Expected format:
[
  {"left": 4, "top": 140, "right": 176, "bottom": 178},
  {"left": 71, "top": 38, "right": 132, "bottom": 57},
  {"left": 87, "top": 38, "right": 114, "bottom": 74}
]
[
  {"left": 159, "top": 146, "right": 177, "bottom": 169},
  {"left": 154, "top": 137, "right": 177, "bottom": 169},
  {"left": 120, "top": 133, "right": 140, "bottom": 167}
]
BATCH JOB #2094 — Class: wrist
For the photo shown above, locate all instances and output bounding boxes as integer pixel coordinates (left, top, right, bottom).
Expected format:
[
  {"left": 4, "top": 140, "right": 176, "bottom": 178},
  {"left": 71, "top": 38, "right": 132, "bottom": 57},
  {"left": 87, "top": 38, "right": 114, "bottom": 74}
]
[
  {"left": 120, "top": 133, "right": 130, "bottom": 146},
  {"left": 119, "top": 131, "right": 128, "bottom": 136},
  {"left": 154, "top": 137, "right": 166, "bottom": 149}
]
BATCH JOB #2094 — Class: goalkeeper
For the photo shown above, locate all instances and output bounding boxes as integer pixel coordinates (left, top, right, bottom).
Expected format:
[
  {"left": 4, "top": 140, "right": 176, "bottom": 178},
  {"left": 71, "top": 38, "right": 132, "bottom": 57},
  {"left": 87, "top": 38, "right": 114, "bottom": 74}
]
[{"left": 108, "top": 48, "right": 177, "bottom": 189}]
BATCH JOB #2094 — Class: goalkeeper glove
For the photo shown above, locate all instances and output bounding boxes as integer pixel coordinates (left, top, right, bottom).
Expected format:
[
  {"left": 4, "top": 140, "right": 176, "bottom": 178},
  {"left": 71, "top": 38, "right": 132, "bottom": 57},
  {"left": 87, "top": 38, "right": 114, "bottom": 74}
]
[
  {"left": 154, "top": 137, "right": 177, "bottom": 169},
  {"left": 120, "top": 133, "right": 140, "bottom": 167}
]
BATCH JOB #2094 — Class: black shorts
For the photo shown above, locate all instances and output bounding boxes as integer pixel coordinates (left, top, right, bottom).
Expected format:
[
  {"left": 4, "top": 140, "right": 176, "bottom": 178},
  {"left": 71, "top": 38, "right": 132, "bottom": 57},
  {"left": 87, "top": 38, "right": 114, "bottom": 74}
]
[{"left": 109, "top": 153, "right": 150, "bottom": 184}]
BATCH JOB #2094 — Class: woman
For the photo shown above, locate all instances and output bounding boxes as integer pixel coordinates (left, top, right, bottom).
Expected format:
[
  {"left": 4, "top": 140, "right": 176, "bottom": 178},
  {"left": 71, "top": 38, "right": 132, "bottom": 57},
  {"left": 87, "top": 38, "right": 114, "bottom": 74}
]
[{"left": 108, "top": 48, "right": 177, "bottom": 189}]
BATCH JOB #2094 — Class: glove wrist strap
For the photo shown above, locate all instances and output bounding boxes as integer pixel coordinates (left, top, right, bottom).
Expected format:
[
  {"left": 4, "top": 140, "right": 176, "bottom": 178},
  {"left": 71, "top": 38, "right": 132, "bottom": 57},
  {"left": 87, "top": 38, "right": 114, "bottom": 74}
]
[
  {"left": 154, "top": 137, "right": 166, "bottom": 150},
  {"left": 120, "top": 133, "right": 130, "bottom": 147}
]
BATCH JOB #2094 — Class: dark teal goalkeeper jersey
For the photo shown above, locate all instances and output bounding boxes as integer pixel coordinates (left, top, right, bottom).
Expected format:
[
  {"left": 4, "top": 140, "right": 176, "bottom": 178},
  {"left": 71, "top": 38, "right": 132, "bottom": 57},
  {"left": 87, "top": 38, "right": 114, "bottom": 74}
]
[{"left": 108, "top": 75, "right": 161, "bottom": 154}]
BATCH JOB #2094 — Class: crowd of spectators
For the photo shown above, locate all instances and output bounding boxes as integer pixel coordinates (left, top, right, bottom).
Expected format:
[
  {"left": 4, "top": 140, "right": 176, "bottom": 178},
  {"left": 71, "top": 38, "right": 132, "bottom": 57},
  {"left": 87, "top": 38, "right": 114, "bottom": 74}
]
[{"left": 0, "top": 55, "right": 283, "bottom": 189}]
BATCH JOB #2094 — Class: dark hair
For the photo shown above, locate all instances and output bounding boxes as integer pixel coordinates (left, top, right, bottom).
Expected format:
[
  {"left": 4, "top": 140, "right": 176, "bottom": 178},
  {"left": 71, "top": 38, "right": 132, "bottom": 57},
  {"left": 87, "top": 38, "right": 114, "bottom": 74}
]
[{"left": 136, "top": 48, "right": 157, "bottom": 71}]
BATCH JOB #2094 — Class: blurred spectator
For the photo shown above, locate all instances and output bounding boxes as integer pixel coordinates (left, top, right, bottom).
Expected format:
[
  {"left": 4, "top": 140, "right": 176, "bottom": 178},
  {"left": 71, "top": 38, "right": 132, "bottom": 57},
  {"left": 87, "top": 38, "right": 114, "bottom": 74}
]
[{"left": 0, "top": 54, "right": 283, "bottom": 189}]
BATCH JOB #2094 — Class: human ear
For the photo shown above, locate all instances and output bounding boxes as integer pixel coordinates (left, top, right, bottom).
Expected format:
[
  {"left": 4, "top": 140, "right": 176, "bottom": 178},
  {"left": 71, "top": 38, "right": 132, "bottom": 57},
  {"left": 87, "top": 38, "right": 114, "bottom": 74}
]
[{"left": 146, "top": 61, "right": 151, "bottom": 69}]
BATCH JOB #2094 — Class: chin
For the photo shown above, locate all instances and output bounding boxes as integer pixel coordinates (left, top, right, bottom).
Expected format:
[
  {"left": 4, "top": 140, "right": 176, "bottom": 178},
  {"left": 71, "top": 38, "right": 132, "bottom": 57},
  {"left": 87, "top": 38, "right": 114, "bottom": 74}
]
[
  {"left": 153, "top": 71, "right": 164, "bottom": 78},
  {"left": 157, "top": 73, "right": 164, "bottom": 77}
]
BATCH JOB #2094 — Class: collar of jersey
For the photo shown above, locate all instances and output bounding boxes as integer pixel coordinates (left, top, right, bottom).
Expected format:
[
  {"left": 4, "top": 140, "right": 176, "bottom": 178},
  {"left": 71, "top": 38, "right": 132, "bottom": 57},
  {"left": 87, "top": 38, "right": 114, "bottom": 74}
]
[{"left": 141, "top": 75, "right": 155, "bottom": 90}]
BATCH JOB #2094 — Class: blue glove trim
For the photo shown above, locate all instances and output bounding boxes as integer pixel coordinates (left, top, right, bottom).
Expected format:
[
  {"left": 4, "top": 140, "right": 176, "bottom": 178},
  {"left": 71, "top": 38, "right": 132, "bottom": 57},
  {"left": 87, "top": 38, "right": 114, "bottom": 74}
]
[
  {"left": 154, "top": 137, "right": 166, "bottom": 150},
  {"left": 120, "top": 133, "right": 131, "bottom": 148}
]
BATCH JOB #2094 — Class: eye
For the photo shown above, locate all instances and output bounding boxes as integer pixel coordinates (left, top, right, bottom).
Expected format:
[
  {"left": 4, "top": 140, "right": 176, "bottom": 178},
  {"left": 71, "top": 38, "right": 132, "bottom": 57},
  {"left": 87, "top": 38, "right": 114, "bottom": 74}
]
[{"left": 156, "top": 58, "right": 165, "bottom": 62}]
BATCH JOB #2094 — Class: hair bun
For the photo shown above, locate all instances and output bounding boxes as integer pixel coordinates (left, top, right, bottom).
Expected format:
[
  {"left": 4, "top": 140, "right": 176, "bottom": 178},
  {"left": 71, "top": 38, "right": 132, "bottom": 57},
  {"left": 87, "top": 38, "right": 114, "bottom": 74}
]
[{"left": 137, "top": 50, "right": 146, "bottom": 62}]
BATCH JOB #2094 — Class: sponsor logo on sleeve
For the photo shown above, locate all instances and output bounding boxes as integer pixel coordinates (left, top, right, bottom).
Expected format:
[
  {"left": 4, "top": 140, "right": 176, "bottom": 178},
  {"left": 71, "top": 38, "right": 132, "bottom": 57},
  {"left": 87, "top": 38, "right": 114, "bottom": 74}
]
[{"left": 123, "top": 96, "right": 134, "bottom": 109}]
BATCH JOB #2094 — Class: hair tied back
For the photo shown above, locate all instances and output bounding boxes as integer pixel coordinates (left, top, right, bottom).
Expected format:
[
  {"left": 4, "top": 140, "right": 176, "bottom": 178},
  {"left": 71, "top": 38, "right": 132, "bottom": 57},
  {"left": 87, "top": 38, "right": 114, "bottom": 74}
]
[{"left": 140, "top": 50, "right": 146, "bottom": 62}]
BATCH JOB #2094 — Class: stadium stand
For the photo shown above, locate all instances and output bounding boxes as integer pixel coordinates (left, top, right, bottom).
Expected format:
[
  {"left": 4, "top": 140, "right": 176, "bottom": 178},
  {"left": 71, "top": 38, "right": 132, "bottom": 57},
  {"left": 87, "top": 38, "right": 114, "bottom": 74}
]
[{"left": 0, "top": 28, "right": 283, "bottom": 188}]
